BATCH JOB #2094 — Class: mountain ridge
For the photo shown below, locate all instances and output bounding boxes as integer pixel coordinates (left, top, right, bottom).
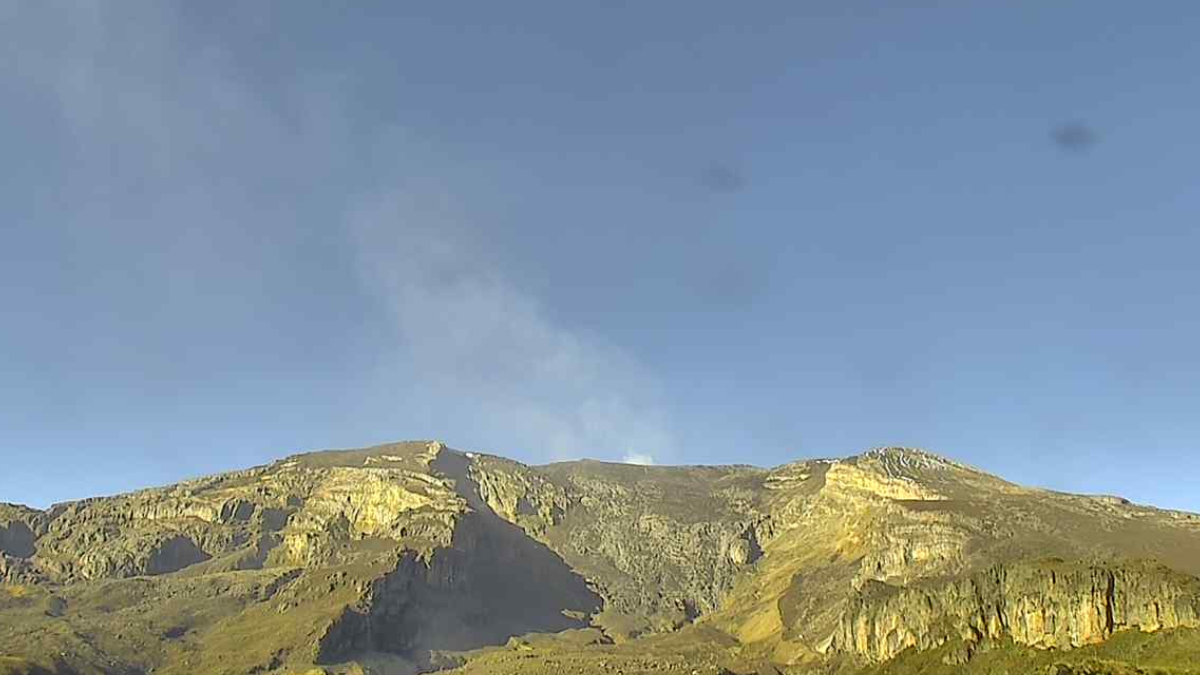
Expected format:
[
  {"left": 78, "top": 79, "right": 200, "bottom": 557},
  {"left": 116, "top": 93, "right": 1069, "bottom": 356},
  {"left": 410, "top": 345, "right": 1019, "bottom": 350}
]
[
  {"left": 3, "top": 443, "right": 1173, "bottom": 516},
  {"left": 3, "top": 440, "right": 1200, "bottom": 675}
]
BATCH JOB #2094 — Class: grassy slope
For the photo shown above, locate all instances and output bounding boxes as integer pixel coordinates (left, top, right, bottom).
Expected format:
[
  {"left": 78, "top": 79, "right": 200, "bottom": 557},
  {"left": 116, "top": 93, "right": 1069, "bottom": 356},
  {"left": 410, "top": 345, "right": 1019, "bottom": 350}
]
[
  {"left": 340, "top": 625, "right": 1200, "bottom": 675},
  {"left": 865, "top": 628, "right": 1200, "bottom": 675}
]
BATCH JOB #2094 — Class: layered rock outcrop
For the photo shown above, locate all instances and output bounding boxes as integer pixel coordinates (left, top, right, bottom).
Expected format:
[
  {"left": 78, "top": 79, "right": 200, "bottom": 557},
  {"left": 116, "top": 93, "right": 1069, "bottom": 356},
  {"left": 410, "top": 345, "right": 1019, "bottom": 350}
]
[
  {"left": 278, "top": 466, "right": 463, "bottom": 565},
  {"left": 830, "top": 559, "right": 1200, "bottom": 662}
]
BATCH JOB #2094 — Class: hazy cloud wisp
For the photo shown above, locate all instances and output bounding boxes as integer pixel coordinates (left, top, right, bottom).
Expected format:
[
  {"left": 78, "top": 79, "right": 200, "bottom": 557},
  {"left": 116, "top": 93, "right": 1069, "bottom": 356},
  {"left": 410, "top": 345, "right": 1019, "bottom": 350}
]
[
  {"left": 348, "top": 187, "right": 676, "bottom": 463},
  {"left": 6, "top": 1, "right": 676, "bottom": 468}
]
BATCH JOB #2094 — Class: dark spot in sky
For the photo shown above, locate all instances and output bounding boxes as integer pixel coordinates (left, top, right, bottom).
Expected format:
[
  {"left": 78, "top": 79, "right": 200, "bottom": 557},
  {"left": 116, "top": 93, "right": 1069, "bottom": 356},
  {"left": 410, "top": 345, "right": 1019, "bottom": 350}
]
[
  {"left": 1051, "top": 122, "right": 1098, "bottom": 153},
  {"left": 692, "top": 259, "right": 765, "bottom": 311},
  {"left": 700, "top": 164, "right": 746, "bottom": 193}
]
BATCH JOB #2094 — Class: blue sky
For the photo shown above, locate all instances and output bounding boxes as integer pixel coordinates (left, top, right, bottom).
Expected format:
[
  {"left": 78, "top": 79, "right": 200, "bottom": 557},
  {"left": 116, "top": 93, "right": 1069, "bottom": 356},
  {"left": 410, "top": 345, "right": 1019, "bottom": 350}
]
[{"left": 2, "top": 2, "right": 1198, "bottom": 511}]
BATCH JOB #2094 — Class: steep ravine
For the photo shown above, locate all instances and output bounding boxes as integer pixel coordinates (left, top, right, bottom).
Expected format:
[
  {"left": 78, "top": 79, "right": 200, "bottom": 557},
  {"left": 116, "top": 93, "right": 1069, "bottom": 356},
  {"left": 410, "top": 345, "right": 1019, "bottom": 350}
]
[
  {"left": 316, "top": 449, "right": 602, "bottom": 670},
  {"left": 466, "top": 455, "right": 769, "bottom": 635}
]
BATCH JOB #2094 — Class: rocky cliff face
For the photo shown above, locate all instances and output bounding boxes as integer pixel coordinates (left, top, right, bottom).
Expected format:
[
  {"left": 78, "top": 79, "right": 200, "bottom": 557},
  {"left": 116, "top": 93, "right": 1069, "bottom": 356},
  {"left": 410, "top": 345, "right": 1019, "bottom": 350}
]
[
  {"left": 0, "top": 506, "right": 42, "bottom": 585},
  {"left": 314, "top": 449, "right": 602, "bottom": 668},
  {"left": 0, "top": 522, "right": 35, "bottom": 561},
  {"left": 830, "top": 559, "right": 1200, "bottom": 662},
  {"left": 2, "top": 443, "right": 1200, "bottom": 675},
  {"left": 466, "top": 455, "right": 769, "bottom": 634}
]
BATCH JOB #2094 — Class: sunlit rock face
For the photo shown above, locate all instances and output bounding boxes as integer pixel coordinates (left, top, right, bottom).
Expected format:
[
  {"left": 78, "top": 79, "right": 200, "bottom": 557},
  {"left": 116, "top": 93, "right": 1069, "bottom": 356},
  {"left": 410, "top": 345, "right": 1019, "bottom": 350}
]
[
  {"left": 279, "top": 466, "right": 463, "bottom": 565},
  {"left": 824, "top": 453, "right": 949, "bottom": 502},
  {"left": 830, "top": 560, "right": 1200, "bottom": 662},
  {"left": 852, "top": 518, "right": 970, "bottom": 587}
]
